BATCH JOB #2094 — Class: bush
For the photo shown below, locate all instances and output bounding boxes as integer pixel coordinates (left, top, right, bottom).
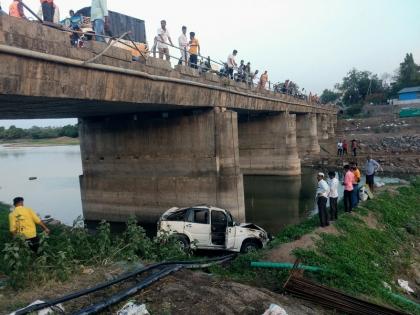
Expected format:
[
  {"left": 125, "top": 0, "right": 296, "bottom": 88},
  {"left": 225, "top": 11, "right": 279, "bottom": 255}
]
[{"left": 0, "top": 215, "right": 190, "bottom": 289}]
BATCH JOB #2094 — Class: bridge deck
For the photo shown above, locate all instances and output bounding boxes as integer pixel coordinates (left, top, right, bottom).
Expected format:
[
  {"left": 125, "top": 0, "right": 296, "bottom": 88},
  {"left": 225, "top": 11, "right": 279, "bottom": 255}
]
[{"left": 0, "top": 15, "right": 335, "bottom": 119}]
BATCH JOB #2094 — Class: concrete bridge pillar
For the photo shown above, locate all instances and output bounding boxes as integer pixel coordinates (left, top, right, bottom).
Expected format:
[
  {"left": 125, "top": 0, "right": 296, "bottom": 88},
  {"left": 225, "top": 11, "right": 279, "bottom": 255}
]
[
  {"left": 317, "top": 113, "right": 329, "bottom": 141},
  {"left": 296, "top": 113, "right": 320, "bottom": 156},
  {"left": 238, "top": 112, "right": 301, "bottom": 175},
  {"left": 328, "top": 114, "right": 336, "bottom": 139},
  {"left": 79, "top": 108, "right": 245, "bottom": 224}
]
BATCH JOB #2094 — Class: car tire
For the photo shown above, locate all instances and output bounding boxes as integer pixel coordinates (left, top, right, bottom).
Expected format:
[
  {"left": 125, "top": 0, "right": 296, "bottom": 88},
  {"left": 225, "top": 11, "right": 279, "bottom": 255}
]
[
  {"left": 240, "top": 240, "right": 259, "bottom": 253},
  {"left": 174, "top": 234, "right": 190, "bottom": 251}
]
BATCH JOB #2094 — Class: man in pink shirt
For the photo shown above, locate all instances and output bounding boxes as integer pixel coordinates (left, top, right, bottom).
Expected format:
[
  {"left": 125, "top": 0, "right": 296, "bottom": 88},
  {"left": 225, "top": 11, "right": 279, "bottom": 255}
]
[{"left": 343, "top": 164, "right": 354, "bottom": 213}]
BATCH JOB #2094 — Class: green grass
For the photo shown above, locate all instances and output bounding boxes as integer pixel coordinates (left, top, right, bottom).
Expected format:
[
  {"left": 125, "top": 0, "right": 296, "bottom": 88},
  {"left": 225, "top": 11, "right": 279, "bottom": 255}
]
[{"left": 212, "top": 181, "right": 420, "bottom": 314}]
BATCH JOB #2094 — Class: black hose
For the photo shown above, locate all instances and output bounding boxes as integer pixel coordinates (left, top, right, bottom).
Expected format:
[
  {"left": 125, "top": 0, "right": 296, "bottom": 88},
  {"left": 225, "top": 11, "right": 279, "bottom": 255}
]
[
  {"left": 71, "top": 265, "right": 183, "bottom": 315},
  {"left": 14, "top": 254, "right": 236, "bottom": 314}
]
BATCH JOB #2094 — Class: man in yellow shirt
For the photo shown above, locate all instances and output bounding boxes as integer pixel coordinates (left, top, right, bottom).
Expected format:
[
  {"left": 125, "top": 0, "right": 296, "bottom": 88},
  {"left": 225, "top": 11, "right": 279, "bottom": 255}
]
[
  {"left": 9, "top": 197, "right": 50, "bottom": 252},
  {"left": 188, "top": 32, "right": 200, "bottom": 69}
]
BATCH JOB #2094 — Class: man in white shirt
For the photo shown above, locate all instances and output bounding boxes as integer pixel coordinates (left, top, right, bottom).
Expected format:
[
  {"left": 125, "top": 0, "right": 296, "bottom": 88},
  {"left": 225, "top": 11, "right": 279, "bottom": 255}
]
[
  {"left": 178, "top": 26, "right": 189, "bottom": 65},
  {"left": 157, "top": 20, "right": 173, "bottom": 61},
  {"left": 327, "top": 171, "right": 339, "bottom": 221},
  {"left": 337, "top": 140, "right": 343, "bottom": 157},
  {"left": 316, "top": 172, "right": 330, "bottom": 227},
  {"left": 91, "top": 0, "right": 108, "bottom": 43},
  {"left": 227, "top": 50, "right": 238, "bottom": 79}
]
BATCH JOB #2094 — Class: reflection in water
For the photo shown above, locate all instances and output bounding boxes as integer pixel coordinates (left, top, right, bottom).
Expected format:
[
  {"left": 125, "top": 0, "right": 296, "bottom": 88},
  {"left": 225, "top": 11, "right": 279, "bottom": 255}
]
[{"left": 244, "top": 169, "right": 318, "bottom": 234}]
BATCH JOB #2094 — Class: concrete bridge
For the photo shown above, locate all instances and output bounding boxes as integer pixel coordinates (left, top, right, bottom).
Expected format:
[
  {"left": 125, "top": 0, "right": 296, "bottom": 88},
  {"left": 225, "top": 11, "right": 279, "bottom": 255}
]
[{"left": 0, "top": 16, "right": 337, "bottom": 223}]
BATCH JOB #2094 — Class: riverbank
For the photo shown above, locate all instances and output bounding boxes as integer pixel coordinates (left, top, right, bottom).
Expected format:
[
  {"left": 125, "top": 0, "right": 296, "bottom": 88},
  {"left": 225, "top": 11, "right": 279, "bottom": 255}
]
[
  {"left": 212, "top": 181, "right": 420, "bottom": 315},
  {"left": 0, "top": 137, "right": 79, "bottom": 147},
  {"left": 1, "top": 181, "right": 419, "bottom": 314}
]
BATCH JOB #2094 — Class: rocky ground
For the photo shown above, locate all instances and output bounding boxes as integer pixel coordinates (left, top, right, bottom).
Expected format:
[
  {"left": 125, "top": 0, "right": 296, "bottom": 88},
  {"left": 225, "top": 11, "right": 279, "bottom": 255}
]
[{"left": 315, "top": 115, "right": 420, "bottom": 174}]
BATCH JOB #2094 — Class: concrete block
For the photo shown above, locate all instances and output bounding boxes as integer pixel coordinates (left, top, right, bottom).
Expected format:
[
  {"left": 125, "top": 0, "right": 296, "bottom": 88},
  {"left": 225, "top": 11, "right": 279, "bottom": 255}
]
[
  {"left": 204, "top": 72, "right": 220, "bottom": 83},
  {"left": 174, "top": 64, "right": 200, "bottom": 77},
  {"left": 146, "top": 56, "right": 172, "bottom": 71},
  {"left": 84, "top": 40, "right": 132, "bottom": 62}
]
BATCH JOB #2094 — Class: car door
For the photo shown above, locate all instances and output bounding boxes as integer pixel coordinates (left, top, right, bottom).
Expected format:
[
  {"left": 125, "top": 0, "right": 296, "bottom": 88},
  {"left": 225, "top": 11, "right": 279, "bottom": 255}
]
[
  {"left": 184, "top": 208, "right": 211, "bottom": 247},
  {"left": 225, "top": 211, "right": 236, "bottom": 249}
]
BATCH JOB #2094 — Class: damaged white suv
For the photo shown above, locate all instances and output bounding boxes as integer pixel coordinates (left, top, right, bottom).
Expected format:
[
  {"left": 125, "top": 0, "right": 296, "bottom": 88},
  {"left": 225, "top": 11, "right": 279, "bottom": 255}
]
[{"left": 157, "top": 205, "right": 269, "bottom": 253}]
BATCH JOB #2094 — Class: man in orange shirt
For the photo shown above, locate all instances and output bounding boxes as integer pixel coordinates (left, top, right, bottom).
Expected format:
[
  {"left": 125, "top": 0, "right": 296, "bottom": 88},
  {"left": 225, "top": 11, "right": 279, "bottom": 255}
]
[
  {"left": 259, "top": 71, "right": 268, "bottom": 90},
  {"left": 40, "top": 0, "right": 54, "bottom": 22},
  {"left": 350, "top": 162, "right": 361, "bottom": 208},
  {"left": 9, "top": 0, "right": 26, "bottom": 19},
  {"left": 188, "top": 31, "right": 200, "bottom": 69}
]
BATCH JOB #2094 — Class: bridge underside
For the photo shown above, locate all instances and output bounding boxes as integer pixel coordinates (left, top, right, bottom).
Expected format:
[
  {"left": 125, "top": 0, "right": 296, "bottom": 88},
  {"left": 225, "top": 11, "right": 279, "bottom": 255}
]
[{"left": 0, "top": 95, "right": 201, "bottom": 119}]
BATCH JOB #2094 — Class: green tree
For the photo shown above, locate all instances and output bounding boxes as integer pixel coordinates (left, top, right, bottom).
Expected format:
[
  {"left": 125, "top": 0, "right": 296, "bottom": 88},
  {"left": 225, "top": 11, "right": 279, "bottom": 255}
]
[
  {"left": 59, "top": 125, "right": 79, "bottom": 138},
  {"left": 391, "top": 53, "right": 420, "bottom": 96},
  {"left": 338, "top": 69, "right": 386, "bottom": 106},
  {"left": 320, "top": 89, "right": 341, "bottom": 104}
]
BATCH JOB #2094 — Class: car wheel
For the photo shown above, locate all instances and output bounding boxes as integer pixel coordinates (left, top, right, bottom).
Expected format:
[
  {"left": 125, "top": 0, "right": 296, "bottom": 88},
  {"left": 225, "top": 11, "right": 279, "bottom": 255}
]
[
  {"left": 240, "top": 240, "right": 259, "bottom": 253},
  {"left": 174, "top": 235, "right": 190, "bottom": 251}
]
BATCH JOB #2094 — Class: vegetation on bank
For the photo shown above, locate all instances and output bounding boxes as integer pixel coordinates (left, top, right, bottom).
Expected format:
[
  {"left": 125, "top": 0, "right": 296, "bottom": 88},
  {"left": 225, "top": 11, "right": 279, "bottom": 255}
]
[
  {"left": 0, "top": 125, "right": 78, "bottom": 141},
  {"left": 0, "top": 204, "right": 189, "bottom": 290},
  {"left": 1, "top": 137, "right": 80, "bottom": 146},
  {"left": 212, "top": 180, "right": 420, "bottom": 315},
  {"left": 321, "top": 52, "right": 420, "bottom": 117}
]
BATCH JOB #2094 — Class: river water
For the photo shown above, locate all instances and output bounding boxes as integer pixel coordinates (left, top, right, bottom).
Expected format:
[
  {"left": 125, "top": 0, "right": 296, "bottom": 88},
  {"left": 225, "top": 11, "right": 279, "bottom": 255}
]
[{"left": 0, "top": 145, "right": 403, "bottom": 234}]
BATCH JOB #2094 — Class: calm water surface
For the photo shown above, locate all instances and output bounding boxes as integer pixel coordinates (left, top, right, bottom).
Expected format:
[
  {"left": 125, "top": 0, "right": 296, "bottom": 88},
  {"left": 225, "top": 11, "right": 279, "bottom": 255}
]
[{"left": 0, "top": 145, "right": 404, "bottom": 233}]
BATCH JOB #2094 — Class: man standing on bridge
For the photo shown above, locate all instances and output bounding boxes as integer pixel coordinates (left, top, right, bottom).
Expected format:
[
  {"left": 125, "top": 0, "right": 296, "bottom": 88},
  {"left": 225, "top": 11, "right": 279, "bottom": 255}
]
[
  {"left": 40, "top": 0, "right": 54, "bottom": 22},
  {"left": 91, "top": 0, "right": 109, "bottom": 43},
  {"left": 178, "top": 26, "right": 189, "bottom": 65},
  {"left": 227, "top": 50, "right": 238, "bottom": 79},
  {"left": 188, "top": 32, "right": 200, "bottom": 69},
  {"left": 9, "top": 197, "right": 50, "bottom": 253},
  {"left": 157, "top": 20, "right": 174, "bottom": 61}
]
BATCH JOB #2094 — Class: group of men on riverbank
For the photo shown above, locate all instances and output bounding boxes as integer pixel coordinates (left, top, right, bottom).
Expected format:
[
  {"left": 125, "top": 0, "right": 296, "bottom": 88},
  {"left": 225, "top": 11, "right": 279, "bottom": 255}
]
[{"left": 316, "top": 156, "right": 381, "bottom": 227}]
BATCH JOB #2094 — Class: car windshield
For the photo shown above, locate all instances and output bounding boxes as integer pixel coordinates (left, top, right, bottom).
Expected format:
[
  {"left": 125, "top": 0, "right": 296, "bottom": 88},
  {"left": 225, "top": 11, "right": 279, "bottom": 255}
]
[{"left": 165, "top": 209, "right": 188, "bottom": 221}]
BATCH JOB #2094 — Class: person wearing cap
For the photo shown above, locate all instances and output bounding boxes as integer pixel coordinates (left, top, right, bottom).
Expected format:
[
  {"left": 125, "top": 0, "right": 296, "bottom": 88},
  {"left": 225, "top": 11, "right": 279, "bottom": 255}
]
[
  {"left": 316, "top": 172, "right": 330, "bottom": 227},
  {"left": 9, "top": 197, "right": 50, "bottom": 252}
]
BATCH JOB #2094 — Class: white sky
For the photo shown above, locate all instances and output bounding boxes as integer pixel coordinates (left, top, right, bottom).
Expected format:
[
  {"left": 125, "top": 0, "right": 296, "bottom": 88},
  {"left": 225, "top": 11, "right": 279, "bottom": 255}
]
[{"left": 1, "top": 0, "right": 419, "bottom": 128}]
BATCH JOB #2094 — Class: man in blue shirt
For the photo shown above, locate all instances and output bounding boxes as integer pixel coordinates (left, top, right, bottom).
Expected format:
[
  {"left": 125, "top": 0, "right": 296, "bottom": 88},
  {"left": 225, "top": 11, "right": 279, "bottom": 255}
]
[
  {"left": 365, "top": 155, "right": 381, "bottom": 193},
  {"left": 91, "top": 0, "right": 109, "bottom": 42}
]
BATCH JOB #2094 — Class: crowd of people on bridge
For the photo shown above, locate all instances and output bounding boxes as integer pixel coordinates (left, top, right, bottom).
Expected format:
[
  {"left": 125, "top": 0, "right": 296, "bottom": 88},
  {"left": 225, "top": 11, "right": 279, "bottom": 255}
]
[
  {"left": 315, "top": 155, "right": 381, "bottom": 228},
  {"left": 1, "top": 0, "right": 327, "bottom": 102}
]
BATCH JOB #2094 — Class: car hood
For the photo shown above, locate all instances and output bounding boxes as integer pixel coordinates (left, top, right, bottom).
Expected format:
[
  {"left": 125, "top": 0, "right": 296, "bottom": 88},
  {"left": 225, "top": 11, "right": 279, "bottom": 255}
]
[{"left": 239, "top": 223, "right": 265, "bottom": 231}]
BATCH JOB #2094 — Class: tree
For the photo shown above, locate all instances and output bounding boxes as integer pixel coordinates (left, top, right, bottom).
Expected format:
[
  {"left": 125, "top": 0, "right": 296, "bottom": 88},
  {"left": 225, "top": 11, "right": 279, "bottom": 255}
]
[
  {"left": 338, "top": 69, "right": 386, "bottom": 106},
  {"left": 320, "top": 89, "right": 341, "bottom": 104},
  {"left": 391, "top": 53, "right": 420, "bottom": 95}
]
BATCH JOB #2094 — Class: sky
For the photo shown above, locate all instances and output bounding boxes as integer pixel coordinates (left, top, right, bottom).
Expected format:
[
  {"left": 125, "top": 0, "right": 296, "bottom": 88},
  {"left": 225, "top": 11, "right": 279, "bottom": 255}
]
[{"left": 1, "top": 0, "right": 419, "bottom": 128}]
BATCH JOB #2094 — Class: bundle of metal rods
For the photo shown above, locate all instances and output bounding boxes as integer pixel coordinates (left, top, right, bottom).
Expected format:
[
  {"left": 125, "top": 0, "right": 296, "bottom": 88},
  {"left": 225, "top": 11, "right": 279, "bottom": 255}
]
[{"left": 283, "top": 262, "right": 409, "bottom": 315}]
